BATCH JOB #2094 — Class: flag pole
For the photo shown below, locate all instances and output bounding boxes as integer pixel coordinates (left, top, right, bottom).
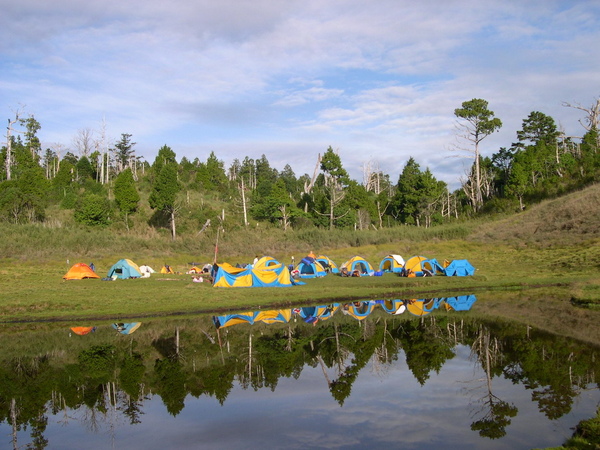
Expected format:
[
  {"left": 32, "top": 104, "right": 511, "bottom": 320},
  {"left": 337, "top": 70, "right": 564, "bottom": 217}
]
[{"left": 213, "top": 228, "right": 220, "bottom": 264}]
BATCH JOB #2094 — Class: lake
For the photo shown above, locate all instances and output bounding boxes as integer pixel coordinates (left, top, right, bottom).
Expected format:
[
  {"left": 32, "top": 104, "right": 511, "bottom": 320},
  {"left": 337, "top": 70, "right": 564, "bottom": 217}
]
[{"left": 1, "top": 295, "right": 599, "bottom": 449}]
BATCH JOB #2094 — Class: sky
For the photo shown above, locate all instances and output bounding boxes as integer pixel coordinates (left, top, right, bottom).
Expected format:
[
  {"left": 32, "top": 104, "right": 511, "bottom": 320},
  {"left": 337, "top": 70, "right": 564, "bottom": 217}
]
[{"left": 1, "top": 0, "right": 599, "bottom": 190}]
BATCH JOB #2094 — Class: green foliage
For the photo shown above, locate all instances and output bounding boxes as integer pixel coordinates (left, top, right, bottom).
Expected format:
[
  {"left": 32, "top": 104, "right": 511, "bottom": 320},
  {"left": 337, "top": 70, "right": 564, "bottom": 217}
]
[
  {"left": 114, "top": 168, "right": 140, "bottom": 216},
  {"left": 149, "top": 158, "right": 179, "bottom": 212},
  {"left": 78, "top": 345, "right": 117, "bottom": 382},
  {"left": 74, "top": 193, "right": 111, "bottom": 226},
  {"left": 454, "top": 98, "right": 502, "bottom": 139}
]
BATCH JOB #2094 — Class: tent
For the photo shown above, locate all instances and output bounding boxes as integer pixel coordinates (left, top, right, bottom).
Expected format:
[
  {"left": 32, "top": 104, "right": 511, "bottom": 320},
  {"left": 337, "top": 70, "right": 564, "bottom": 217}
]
[
  {"left": 406, "top": 299, "right": 437, "bottom": 317},
  {"left": 342, "top": 301, "right": 376, "bottom": 320},
  {"left": 213, "top": 311, "right": 258, "bottom": 328},
  {"left": 294, "top": 304, "right": 339, "bottom": 323},
  {"left": 316, "top": 255, "right": 339, "bottom": 274},
  {"left": 443, "top": 259, "right": 476, "bottom": 276},
  {"left": 213, "top": 260, "right": 304, "bottom": 288},
  {"left": 63, "top": 263, "right": 100, "bottom": 280},
  {"left": 296, "top": 256, "right": 327, "bottom": 278},
  {"left": 340, "top": 256, "right": 374, "bottom": 276},
  {"left": 444, "top": 294, "right": 477, "bottom": 311},
  {"left": 70, "top": 326, "right": 96, "bottom": 335},
  {"left": 139, "top": 264, "right": 155, "bottom": 278},
  {"left": 253, "top": 256, "right": 280, "bottom": 270},
  {"left": 107, "top": 259, "right": 142, "bottom": 279},
  {"left": 254, "top": 309, "right": 292, "bottom": 324},
  {"left": 113, "top": 323, "right": 142, "bottom": 334},
  {"left": 402, "top": 256, "right": 432, "bottom": 277},
  {"left": 422, "top": 258, "right": 446, "bottom": 275},
  {"left": 160, "top": 264, "right": 175, "bottom": 274},
  {"left": 378, "top": 254, "right": 405, "bottom": 273}
]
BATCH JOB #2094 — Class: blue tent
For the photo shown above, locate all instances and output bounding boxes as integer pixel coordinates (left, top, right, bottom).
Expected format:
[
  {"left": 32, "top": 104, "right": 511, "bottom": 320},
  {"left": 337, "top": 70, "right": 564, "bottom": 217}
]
[
  {"left": 107, "top": 259, "right": 142, "bottom": 279},
  {"left": 444, "top": 295, "right": 477, "bottom": 311},
  {"left": 297, "top": 256, "right": 327, "bottom": 278},
  {"left": 444, "top": 260, "right": 475, "bottom": 276}
]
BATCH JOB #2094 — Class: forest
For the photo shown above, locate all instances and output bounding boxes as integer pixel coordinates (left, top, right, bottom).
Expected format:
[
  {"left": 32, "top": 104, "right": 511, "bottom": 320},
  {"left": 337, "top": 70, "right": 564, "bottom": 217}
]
[{"left": 1, "top": 97, "right": 599, "bottom": 239}]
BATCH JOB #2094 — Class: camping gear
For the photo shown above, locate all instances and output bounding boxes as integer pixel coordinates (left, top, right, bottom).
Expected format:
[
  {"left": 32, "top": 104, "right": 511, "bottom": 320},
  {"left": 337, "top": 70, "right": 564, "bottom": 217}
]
[
  {"left": 113, "top": 323, "right": 142, "bottom": 334},
  {"left": 443, "top": 259, "right": 476, "bottom": 276},
  {"left": 139, "top": 265, "right": 155, "bottom": 278},
  {"left": 402, "top": 256, "right": 433, "bottom": 277},
  {"left": 444, "top": 295, "right": 477, "bottom": 311},
  {"left": 315, "top": 255, "right": 340, "bottom": 274},
  {"left": 296, "top": 256, "right": 327, "bottom": 278},
  {"left": 70, "top": 326, "right": 96, "bottom": 335},
  {"left": 63, "top": 263, "right": 100, "bottom": 280},
  {"left": 160, "top": 264, "right": 175, "bottom": 274},
  {"left": 339, "top": 256, "right": 374, "bottom": 277},
  {"left": 213, "top": 260, "right": 304, "bottom": 288},
  {"left": 378, "top": 254, "right": 405, "bottom": 273},
  {"left": 107, "top": 259, "right": 142, "bottom": 279}
]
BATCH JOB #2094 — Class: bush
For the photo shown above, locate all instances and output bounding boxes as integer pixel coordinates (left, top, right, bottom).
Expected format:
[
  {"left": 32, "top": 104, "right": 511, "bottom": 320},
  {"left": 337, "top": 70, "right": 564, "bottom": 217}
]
[{"left": 74, "top": 193, "right": 111, "bottom": 226}]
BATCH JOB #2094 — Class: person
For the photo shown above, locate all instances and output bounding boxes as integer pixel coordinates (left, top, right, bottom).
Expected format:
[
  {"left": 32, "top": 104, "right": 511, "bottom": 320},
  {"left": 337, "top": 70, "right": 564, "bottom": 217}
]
[
  {"left": 340, "top": 267, "right": 350, "bottom": 277},
  {"left": 253, "top": 255, "right": 259, "bottom": 266},
  {"left": 89, "top": 262, "right": 96, "bottom": 272}
]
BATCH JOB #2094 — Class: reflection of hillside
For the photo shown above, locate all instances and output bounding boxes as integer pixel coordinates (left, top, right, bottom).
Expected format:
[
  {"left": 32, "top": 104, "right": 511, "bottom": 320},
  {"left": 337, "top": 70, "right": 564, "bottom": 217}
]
[{"left": 1, "top": 295, "right": 600, "bottom": 448}]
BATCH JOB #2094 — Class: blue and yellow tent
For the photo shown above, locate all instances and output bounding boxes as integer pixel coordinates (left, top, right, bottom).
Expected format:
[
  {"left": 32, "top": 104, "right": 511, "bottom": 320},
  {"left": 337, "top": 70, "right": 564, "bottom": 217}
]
[
  {"left": 378, "top": 254, "right": 405, "bottom": 273},
  {"left": 107, "top": 259, "right": 142, "bottom": 279},
  {"left": 340, "top": 256, "right": 374, "bottom": 276},
  {"left": 213, "top": 260, "right": 303, "bottom": 288},
  {"left": 296, "top": 256, "right": 327, "bottom": 278},
  {"left": 316, "top": 255, "right": 339, "bottom": 274}
]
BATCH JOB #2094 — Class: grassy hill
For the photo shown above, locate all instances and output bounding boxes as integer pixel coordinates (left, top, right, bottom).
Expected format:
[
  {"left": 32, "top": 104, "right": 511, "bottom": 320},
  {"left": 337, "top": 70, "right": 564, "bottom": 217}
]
[{"left": 469, "top": 182, "right": 600, "bottom": 248}]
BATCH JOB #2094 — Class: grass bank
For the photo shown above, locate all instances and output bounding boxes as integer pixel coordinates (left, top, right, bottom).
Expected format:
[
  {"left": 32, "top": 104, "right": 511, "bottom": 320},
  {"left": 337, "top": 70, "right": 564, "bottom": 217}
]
[{"left": 2, "top": 183, "right": 600, "bottom": 322}]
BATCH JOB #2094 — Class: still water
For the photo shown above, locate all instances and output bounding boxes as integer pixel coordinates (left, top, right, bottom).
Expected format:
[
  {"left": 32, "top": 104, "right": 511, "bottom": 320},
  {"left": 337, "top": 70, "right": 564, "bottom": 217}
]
[{"left": 1, "top": 296, "right": 599, "bottom": 449}]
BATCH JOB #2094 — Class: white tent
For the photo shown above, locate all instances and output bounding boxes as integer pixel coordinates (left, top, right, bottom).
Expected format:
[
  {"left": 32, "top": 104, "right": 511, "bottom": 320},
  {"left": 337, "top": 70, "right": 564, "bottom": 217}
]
[{"left": 139, "top": 265, "right": 155, "bottom": 278}]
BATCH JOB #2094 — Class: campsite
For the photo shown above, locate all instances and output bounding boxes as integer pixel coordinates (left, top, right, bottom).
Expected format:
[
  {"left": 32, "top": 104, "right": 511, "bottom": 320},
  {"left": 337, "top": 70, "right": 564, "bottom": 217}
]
[{"left": 2, "top": 186, "right": 600, "bottom": 449}]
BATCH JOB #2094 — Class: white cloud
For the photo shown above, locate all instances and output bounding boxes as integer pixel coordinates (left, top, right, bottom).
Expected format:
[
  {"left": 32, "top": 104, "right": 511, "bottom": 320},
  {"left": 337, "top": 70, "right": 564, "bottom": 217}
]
[{"left": 1, "top": 0, "right": 599, "bottom": 189}]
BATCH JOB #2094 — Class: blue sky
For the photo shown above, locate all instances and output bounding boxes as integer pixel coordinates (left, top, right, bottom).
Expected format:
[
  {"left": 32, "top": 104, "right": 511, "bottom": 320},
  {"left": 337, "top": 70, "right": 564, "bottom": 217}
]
[{"left": 2, "top": 0, "right": 599, "bottom": 189}]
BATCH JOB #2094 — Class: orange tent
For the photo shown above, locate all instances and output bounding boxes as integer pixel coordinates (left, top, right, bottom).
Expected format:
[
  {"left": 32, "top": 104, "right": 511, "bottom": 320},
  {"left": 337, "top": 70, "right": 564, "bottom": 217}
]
[
  {"left": 63, "top": 263, "right": 100, "bottom": 280},
  {"left": 70, "top": 326, "right": 96, "bottom": 335}
]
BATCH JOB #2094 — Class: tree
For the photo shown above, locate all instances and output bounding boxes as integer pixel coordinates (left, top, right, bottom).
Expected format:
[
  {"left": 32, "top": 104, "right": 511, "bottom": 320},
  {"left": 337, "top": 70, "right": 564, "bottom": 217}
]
[
  {"left": 393, "top": 157, "right": 422, "bottom": 225},
  {"left": 72, "top": 128, "right": 95, "bottom": 157},
  {"left": 20, "top": 115, "right": 41, "bottom": 161},
  {"left": 4, "top": 108, "right": 23, "bottom": 181},
  {"left": 74, "top": 193, "right": 110, "bottom": 226},
  {"left": 114, "top": 168, "right": 140, "bottom": 231},
  {"left": 454, "top": 99, "right": 502, "bottom": 210},
  {"left": 516, "top": 111, "right": 559, "bottom": 147},
  {"left": 113, "top": 133, "right": 136, "bottom": 174},
  {"left": 149, "top": 146, "right": 180, "bottom": 240},
  {"left": 320, "top": 146, "right": 350, "bottom": 229}
]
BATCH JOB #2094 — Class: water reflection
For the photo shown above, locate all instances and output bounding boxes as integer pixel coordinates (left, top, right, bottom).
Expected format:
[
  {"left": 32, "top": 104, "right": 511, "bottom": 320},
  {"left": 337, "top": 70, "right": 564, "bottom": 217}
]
[{"left": 1, "top": 294, "right": 599, "bottom": 449}]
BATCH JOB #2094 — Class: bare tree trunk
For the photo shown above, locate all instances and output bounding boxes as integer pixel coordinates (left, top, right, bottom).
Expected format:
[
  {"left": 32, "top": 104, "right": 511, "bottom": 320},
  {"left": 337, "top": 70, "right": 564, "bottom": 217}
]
[
  {"left": 240, "top": 178, "right": 248, "bottom": 226},
  {"left": 170, "top": 210, "right": 176, "bottom": 241},
  {"left": 6, "top": 113, "right": 20, "bottom": 181}
]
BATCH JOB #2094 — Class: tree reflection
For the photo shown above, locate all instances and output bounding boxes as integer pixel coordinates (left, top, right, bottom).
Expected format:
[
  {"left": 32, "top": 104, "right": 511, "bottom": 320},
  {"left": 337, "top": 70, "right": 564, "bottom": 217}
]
[
  {"left": 1, "top": 308, "right": 600, "bottom": 448},
  {"left": 469, "top": 326, "right": 518, "bottom": 439}
]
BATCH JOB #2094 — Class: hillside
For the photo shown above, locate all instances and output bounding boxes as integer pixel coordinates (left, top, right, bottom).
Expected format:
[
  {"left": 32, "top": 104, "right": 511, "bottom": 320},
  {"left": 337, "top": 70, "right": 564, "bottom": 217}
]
[{"left": 469, "top": 182, "right": 600, "bottom": 248}]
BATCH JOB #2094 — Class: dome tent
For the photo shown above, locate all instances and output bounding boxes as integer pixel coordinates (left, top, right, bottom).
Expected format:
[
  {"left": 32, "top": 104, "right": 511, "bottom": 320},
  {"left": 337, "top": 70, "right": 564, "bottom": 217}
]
[
  {"left": 340, "top": 256, "right": 374, "bottom": 277},
  {"left": 107, "top": 259, "right": 142, "bottom": 279},
  {"left": 63, "top": 263, "right": 100, "bottom": 280},
  {"left": 378, "top": 254, "right": 405, "bottom": 273}
]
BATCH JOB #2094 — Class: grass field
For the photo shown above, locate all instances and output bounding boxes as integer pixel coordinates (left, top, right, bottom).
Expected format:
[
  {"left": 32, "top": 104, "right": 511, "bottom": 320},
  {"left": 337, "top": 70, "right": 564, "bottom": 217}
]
[{"left": 2, "top": 183, "right": 600, "bottom": 323}]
